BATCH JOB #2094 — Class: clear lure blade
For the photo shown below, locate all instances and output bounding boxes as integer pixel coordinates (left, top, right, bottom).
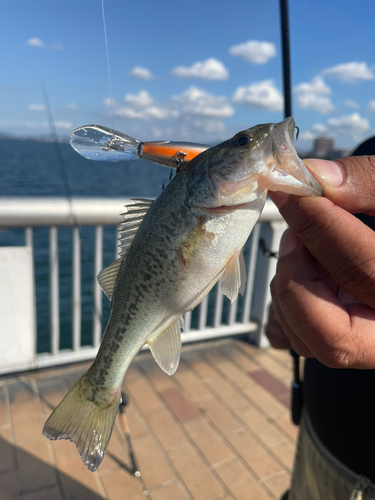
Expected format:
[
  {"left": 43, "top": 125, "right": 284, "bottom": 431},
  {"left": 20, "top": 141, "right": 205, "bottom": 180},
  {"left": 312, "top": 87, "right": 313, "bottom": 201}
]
[{"left": 70, "top": 125, "right": 141, "bottom": 162}]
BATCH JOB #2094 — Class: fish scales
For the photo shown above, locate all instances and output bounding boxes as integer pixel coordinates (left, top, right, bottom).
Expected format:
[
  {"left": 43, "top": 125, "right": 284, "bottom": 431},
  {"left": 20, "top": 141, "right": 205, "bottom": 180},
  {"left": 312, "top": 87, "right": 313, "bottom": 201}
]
[{"left": 43, "top": 117, "right": 322, "bottom": 471}]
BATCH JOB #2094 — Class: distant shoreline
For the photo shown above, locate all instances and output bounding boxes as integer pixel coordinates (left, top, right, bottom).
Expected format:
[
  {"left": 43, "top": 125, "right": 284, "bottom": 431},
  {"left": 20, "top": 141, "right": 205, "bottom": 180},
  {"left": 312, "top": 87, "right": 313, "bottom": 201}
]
[{"left": 0, "top": 134, "right": 69, "bottom": 144}]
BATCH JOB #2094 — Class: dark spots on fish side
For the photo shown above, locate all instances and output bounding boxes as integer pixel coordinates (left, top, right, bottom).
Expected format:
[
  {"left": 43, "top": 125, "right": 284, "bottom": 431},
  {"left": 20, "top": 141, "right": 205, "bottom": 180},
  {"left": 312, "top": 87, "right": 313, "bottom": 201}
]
[
  {"left": 128, "top": 302, "right": 138, "bottom": 314},
  {"left": 112, "top": 343, "right": 120, "bottom": 354},
  {"left": 114, "top": 326, "right": 125, "bottom": 342},
  {"left": 143, "top": 272, "right": 152, "bottom": 281}
]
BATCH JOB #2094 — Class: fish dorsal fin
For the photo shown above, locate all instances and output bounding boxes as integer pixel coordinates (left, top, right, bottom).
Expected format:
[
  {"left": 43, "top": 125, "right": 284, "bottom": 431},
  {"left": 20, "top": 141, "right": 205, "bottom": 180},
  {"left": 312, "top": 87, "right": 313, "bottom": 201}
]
[
  {"left": 118, "top": 198, "right": 154, "bottom": 258},
  {"left": 148, "top": 318, "right": 183, "bottom": 375},
  {"left": 219, "top": 250, "right": 246, "bottom": 303},
  {"left": 98, "top": 199, "right": 154, "bottom": 300},
  {"left": 97, "top": 256, "right": 125, "bottom": 300}
]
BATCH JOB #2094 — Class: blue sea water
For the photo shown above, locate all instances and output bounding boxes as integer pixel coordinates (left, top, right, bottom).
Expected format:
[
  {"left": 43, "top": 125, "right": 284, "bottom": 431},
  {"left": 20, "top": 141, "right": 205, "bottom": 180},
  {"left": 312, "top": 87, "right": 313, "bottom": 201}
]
[{"left": 0, "top": 138, "right": 252, "bottom": 353}]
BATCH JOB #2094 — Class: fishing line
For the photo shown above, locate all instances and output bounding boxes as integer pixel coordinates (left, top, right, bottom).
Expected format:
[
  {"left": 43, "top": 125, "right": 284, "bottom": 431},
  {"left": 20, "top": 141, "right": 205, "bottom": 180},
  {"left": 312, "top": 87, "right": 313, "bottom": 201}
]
[
  {"left": 41, "top": 82, "right": 103, "bottom": 338},
  {"left": 101, "top": 0, "right": 115, "bottom": 132},
  {"left": 41, "top": 82, "right": 74, "bottom": 204},
  {"left": 101, "top": 0, "right": 141, "bottom": 475}
]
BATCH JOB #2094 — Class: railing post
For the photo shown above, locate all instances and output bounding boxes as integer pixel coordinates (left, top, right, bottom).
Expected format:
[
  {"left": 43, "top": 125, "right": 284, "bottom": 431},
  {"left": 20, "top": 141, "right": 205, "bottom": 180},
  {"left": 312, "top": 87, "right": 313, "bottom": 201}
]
[
  {"left": 93, "top": 225, "right": 103, "bottom": 347},
  {"left": 49, "top": 226, "right": 60, "bottom": 355},
  {"left": 249, "top": 220, "right": 287, "bottom": 347},
  {"left": 72, "top": 226, "right": 81, "bottom": 352},
  {"left": 242, "top": 223, "right": 261, "bottom": 323}
]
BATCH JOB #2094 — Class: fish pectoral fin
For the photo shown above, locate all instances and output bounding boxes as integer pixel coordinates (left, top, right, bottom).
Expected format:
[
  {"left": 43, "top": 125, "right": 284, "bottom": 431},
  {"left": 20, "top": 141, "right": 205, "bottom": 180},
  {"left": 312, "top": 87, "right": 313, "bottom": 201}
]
[
  {"left": 148, "top": 318, "right": 183, "bottom": 376},
  {"left": 219, "top": 250, "right": 246, "bottom": 303},
  {"left": 97, "top": 255, "right": 125, "bottom": 300}
]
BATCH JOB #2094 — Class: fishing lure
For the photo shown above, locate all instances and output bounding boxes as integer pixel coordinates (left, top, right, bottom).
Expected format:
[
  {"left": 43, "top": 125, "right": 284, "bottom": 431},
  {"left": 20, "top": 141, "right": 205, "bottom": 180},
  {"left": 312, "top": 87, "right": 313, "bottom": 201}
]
[{"left": 70, "top": 124, "right": 210, "bottom": 170}]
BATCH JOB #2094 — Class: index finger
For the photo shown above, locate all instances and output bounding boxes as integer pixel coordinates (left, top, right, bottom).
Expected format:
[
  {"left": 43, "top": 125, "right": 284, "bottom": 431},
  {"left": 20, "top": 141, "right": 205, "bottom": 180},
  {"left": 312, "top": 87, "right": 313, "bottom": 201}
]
[{"left": 268, "top": 192, "right": 375, "bottom": 310}]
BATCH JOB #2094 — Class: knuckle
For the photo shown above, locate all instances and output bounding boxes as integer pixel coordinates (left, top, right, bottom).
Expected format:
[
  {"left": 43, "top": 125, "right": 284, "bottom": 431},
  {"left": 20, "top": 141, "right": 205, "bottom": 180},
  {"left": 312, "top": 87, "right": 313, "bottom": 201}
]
[
  {"left": 293, "top": 204, "right": 333, "bottom": 248},
  {"left": 333, "top": 258, "right": 375, "bottom": 302},
  {"left": 312, "top": 334, "right": 363, "bottom": 369}
]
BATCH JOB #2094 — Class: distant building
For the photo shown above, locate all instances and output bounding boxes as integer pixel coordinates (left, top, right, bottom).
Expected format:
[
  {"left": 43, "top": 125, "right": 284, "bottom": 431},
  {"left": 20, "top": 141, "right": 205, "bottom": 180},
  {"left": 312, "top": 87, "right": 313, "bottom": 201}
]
[
  {"left": 309, "top": 136, "right": 350, "bottom": 159},
  {"left": 313, "top": 136, "right": 335, "bottom": 158}
]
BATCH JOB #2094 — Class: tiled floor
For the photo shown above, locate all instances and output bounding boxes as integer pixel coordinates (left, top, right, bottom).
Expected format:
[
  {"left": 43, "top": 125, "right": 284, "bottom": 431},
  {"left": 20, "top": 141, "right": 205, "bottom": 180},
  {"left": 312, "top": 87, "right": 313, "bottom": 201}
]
[{"left": 0, "top": 339, "right": 299, "bottom": 500}]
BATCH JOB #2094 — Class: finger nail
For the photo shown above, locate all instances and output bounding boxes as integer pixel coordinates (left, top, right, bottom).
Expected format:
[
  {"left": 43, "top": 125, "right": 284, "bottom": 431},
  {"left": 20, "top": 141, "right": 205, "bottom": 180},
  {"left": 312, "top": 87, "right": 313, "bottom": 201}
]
[
  {"left": 279, "top": 229, "right": 299, "bottom": 257},
  {"left": 304, "top": 159, "right": 344, "bottom": 188}
]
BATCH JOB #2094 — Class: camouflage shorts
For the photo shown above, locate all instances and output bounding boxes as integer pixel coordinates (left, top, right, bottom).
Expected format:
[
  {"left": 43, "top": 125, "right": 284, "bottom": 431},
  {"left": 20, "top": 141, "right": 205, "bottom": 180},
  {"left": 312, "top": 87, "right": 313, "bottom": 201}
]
[{"left": 289, "top": 410, "right": 375, "bottom": 500}]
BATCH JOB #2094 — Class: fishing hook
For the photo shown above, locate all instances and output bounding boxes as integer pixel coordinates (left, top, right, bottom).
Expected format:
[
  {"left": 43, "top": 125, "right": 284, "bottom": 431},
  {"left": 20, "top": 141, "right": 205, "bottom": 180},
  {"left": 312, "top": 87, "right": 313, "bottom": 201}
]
[
  {"left": 295, "top": 126, "right": 300, "bottom": 140},
  {"left": 175, "top": 151, "right": 188, "bottom": 172}
]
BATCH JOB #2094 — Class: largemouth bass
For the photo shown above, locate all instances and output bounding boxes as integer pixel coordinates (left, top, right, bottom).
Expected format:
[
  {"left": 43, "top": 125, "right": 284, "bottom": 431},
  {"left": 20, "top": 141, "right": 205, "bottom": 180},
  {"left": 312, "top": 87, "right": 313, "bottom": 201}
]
[{"left": 43, "top": 117, "right": 322, "bottom": 471}]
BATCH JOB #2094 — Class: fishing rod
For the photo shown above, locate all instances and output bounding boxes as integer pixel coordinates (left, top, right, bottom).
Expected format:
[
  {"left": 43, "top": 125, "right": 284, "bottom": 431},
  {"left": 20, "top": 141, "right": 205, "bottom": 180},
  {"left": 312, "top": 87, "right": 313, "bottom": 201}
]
[{"left": 279, "top": 0, "right": 303, "bottom": 426}]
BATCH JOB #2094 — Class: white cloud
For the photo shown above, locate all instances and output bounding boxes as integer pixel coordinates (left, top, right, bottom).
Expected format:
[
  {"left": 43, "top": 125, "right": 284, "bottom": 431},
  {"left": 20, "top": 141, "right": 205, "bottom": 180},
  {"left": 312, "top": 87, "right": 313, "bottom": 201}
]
[
  {"left": 299, "top": 123, "right": 327, "bottom": 141},
  {"left": 368, "top": 100, "right": 375, "bottom": 112},
  {"left": 65, "top": 103, "right": 77, "bottom": 110},
  {"left": 311, "top": 123, "right": 327, "bottom": 134},
  {"left": 229, "top": 40, "right": 276, "bottom": 64},
  {"left": 113, "top": 90, "right": 179, "bottom": 120},
  {"left": 193, "top": 119, "right": 226, "bottom": 134},
  {"left": 171, "top": 58, "right": 229, "bottom": 80},
  {"left": 344, "top": 99, "right": 359, "bottom": 109},
  {"left": 26, "top": 38, "right": 63, "bottom": 50},
  {"left": 28, "top": 104, "right": 46, "bottom": 112},
  {"left": 55, "top": 121, "right": 72, "bottom": 130},
  {"left": 232, "top": 80, "right": 283, "bottom": 112},
  {"left": 103, "top": 97, "right": 115, "bottom": 107},
  {"left": 124, "top": 90, "right": 153, "bottom": 107},
  {"left": 300, "top": 131, "right": 316, "bottom": 141},
  {"left": 27, "top": 37, "right": 45, "bottom": 48},
  {"left": 294, "top": 76, "right": 331, "bottom": 96},
  {"left": 172, "top": 87, "right": 234, "bottom": 118},
  {"left": 328, "top": 113, "right": 370, "bottom": 142},
  {"left": 322, "top": 62, "right": 374, "bottom": 83},
  {"left": 115, "top": 106, "right": 179, "bottom": 120},
  {"left": 129, "top": 66, "right": 154, "bottom": 80},
  {"left": 103, "top": 87, "right": 234, "bottom": 142},
  {"left": 294, "top": 76, "right": 334, "bottom": 113}
]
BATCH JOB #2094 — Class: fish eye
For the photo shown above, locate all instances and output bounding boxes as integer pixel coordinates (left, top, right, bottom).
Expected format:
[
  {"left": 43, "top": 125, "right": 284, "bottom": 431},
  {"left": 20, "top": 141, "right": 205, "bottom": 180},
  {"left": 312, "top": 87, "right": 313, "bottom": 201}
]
[{"left": 232, "top": 133, "right": 253, "bottom": 147}]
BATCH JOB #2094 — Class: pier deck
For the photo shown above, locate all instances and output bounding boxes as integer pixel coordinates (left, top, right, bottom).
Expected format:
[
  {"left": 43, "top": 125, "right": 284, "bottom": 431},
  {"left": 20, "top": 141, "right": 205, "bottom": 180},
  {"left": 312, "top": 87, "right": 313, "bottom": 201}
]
[{"left": 0, "top": 339, "right": 297, "bottom": 500}]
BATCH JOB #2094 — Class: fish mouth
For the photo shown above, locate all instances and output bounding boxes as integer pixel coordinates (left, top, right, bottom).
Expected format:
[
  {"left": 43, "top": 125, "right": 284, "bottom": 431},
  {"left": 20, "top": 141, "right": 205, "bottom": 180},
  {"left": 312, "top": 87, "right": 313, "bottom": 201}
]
[{"left": 259, "top": 117, "right": 323, "bottom": 197}]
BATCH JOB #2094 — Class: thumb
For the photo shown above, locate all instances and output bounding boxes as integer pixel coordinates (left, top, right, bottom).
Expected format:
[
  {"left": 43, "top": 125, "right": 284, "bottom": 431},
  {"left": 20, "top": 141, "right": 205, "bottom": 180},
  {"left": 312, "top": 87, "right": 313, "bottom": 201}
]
[{"left": 304, "top": 156, "right": 375, "bottom": 215}]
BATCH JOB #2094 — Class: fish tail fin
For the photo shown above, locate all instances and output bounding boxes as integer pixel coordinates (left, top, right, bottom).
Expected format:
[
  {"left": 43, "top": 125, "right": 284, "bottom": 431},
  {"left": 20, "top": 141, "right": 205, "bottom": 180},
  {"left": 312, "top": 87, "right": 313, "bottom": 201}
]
[{"left": 42, "top": 374, "right": 120, "bottom": 471}]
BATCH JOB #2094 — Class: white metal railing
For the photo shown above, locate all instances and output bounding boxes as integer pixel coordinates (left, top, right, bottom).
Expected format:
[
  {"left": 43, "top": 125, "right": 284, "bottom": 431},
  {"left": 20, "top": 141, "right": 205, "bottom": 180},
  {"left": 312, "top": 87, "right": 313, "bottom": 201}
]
[{"left": 0, "top": 197, "right": 286, "bottom": 373}]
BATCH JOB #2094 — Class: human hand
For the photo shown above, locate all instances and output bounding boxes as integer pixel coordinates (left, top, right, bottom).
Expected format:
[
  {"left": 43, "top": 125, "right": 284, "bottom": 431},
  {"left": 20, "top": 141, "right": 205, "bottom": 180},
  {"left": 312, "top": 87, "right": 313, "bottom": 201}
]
[
  {"left": 265, "top": 303, "right": 291, "bottom": 349},
  {"left": 268, "top": 156, "right": 375, "bottom": 369}
]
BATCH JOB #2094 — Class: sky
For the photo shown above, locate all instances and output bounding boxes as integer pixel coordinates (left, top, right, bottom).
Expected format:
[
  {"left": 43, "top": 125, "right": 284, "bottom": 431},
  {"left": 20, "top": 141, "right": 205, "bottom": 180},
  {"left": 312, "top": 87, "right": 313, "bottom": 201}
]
[{"left": 1, "top": 0, "right": 375, "bottom": 151}]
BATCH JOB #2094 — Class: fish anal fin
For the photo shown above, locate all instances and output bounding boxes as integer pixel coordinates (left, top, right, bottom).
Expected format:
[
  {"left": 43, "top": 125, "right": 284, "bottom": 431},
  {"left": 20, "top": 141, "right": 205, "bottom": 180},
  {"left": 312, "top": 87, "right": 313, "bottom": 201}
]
[
  {"left": 219, "top": 250, "right": 247, "bottom": 303},
  {"left": 97, "top": 256, "right": 124, "bottom": 300},
  {"left": 43, "top": 374, "right": 120, "bottom": 472},
  {"left": 148, "top": 318, "right": 183, "bottom": 375}
]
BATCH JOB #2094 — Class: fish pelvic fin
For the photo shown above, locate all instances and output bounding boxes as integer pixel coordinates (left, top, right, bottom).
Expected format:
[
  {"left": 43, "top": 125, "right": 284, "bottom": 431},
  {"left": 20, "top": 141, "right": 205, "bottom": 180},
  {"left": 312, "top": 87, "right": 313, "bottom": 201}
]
[
  {"left": 148, "top": 317, "right": 183, "bottom": 375},
  {"left": 42, "top": 374, "right": 120, "bottom": 472}
]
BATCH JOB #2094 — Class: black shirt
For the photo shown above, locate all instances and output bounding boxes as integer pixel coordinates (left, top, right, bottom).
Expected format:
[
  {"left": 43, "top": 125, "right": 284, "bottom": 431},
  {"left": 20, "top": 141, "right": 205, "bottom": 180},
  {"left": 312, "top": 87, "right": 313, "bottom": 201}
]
[{"left": 304, "top": 358, "right": 375, "bottom": 482}]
